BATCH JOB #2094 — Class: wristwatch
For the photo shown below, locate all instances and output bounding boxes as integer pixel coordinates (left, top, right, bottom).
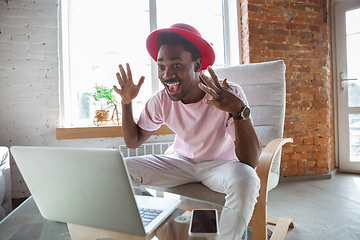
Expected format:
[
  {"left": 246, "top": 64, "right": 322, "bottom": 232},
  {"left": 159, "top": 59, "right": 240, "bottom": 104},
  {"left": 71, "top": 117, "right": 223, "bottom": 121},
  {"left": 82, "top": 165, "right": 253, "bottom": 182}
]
[{"left": 229, "top": 105, "right": 250, "bottom": 120}]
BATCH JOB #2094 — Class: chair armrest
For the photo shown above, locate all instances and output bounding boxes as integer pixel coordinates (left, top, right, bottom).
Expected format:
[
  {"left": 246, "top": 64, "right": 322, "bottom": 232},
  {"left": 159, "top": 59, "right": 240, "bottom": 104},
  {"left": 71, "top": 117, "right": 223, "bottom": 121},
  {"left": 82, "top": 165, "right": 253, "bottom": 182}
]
[
  {"left": 249, "top": 138, "right": 292, "bottom": 236},
  {"left": 257, "top": 138, "right": 293, "bottom": 198}
]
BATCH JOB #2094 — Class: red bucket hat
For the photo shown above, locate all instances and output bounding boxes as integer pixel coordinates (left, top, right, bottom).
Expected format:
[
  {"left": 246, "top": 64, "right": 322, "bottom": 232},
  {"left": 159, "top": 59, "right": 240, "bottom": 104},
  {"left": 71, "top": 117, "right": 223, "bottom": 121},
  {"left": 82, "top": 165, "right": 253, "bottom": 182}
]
[{"left": 146, "top": 23, "right": 216, "bottom": 71}]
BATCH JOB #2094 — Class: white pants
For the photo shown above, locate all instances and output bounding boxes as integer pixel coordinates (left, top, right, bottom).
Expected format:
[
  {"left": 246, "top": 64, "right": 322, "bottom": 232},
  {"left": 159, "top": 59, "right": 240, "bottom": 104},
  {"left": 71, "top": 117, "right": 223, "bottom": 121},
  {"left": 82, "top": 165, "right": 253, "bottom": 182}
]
[{"left": 125, "top": 153, "right": 260, "bottom": 239}]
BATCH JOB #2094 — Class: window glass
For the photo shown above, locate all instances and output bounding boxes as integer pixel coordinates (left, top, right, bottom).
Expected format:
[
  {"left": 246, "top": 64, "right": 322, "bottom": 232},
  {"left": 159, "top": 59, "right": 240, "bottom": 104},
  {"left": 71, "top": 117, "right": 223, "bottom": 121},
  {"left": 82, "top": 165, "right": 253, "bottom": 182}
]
[
  {"left": 156, "top": 0, "right": 225, "bottom": 67},
  {"left": 346, "top": 8, "right": 360, "bottom": 107},
  {"left": 65, "top": 0, "right": 225, "bottom": 126}
]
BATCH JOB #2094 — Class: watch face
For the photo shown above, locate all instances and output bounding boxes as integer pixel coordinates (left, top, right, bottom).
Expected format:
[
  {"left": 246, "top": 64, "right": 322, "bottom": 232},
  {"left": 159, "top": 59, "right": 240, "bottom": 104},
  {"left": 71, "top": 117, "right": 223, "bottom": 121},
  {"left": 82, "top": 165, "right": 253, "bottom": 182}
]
[{"left": 242, "top": 106, "right": 251, "bottom": 119}]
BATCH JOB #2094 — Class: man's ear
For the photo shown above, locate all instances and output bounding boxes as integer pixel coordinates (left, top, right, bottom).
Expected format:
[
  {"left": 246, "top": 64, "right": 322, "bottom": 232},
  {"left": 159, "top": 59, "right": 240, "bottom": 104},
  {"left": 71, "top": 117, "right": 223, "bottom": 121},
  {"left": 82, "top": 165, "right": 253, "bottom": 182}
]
[{"left": 194, "top": 58, "right": 202, "bottom": 72}]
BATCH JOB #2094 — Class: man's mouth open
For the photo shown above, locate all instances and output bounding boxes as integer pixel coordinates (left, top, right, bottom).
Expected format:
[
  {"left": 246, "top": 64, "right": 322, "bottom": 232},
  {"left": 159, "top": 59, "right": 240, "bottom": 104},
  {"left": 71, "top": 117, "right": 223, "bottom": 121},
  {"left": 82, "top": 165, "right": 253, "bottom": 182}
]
[{"left": 165, "top": 81, "right": 181, "bottom": 94}]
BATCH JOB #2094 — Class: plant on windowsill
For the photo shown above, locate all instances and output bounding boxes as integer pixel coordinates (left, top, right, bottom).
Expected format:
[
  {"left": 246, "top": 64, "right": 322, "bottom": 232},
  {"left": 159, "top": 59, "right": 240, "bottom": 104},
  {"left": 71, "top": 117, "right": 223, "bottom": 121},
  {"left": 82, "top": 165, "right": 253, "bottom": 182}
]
[{"left": 85, "top": 84, "right": 120, "bottom": 126}]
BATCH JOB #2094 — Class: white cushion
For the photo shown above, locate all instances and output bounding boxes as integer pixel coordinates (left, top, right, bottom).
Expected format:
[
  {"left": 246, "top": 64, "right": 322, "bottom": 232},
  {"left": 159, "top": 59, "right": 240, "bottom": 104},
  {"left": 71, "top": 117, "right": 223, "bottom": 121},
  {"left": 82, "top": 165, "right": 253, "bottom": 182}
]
[{"left": 214, "top": 60, "right": 286, "bottom": 177}]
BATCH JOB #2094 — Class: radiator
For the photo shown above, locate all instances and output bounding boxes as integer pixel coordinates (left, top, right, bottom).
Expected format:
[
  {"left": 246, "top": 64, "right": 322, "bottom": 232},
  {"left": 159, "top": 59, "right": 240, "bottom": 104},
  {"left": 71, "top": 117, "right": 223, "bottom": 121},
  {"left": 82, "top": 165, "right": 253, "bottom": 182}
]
[{"left": 120, "top": 142, "right": 173, "bottom": 158}]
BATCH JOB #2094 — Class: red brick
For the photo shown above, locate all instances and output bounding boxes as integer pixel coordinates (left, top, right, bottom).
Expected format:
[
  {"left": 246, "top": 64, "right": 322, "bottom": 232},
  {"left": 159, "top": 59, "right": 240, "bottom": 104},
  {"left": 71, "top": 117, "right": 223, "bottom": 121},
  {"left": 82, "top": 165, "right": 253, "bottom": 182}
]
[
  {"left": 248, "top": 12, "right": 265, "bottom": 20},
  {"left": 315, "top": 94, "right": 327, "bottom": 102},
  {"left": 292, "top": 17, "right": 312, "bottom": 24},
  {"left": 248, "top": 4, "right": 261, "bottom": 12},
  {"left": 287, "top": 161, "right": 298, "bottom": 169},
  {"left": 298, "top": 24, "right": 308, "bottom": 30},
  {"left": 286, "top": 23, "right": 297, "bottom": 30},
  {"left": 308, "top": 12, "right": 318, "bottom": 19},
  {"left": 309, "top": 25, "right": 321, "bottom": 33},
  {"left": 265, "top": 15, "right": 288, "bottom": 23},
  {"left": 262, "top": 7, "right": 270, "bottom": 14},
  {"left": 295, "top": 145, "right": 315, "bottom": 152},
  {"left": 312, "top": 102, "right": 328, "bottom": 109},
  {"left": 313, "top": 152, "right": 327, "bottom": 160},
  {"left": 274, "top": 36, "right": 287, "bottom": 43},
  {"left": 262, "top": 50, "right": 272, "bottom": 57},
  {"left": 267, "top": 43, "right": 290, "bottom": 50},
  {"left": 310, "top": 67, "right": 324, "bottom": 74},
  {"left": 315, "top": 167, "right": 330, "bottom": 175},
  {"left": 315, "top": 137, "right": 328, "bottom": 146},
  {"left": 303, "top": 137, "right": 314, "bottom": 145},
  {"left": 291, "top": 153, "right": 302, "bottom": 161},
  {"left": 298, "top": 160, "right": 306, "bottom": 168},
  {"left": 273, "top": 51, "right": 285, "bottom": 58},
  {"left": 269, "top": 7, "right": 284, "bottom": 15},
  {"left": 273, "top": 29, "right": 290, "bottom": 36},
  {"left": 299, "top": 102, "right": 311, "bottom": 108},
  {"left": 249, "top": 19, "right": 261, "bottom": 28},
  {"left": 282, "top": 146, "right": 294, "bottom": 154},
  {"left": 250, "top": 0, "right": 266, "bottom": 4},
  {"left": 298, "top": 67, "right": 310, "bottom": 73},
  {"left": 305, "top": 160, "right": 316, "bottom": 167},
  {"left": 296, "top": 11, "right": 307, "bottom": 18},
  {"left": 249, "top": 26, "right": 266, "bottom": 35},
  {"left": 287, "top": 36, "right": 299, "bottom": 44},
  {"left": 306, "top": 123, "right": 318, "bottom": 130},
  {"left": 290, "top": 2, "right": 307, "bottom": 11}
]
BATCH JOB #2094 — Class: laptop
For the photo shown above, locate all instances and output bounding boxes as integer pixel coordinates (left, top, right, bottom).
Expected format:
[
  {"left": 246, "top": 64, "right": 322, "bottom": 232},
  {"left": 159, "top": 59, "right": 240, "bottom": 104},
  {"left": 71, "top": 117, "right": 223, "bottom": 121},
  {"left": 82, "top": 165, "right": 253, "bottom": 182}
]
[{"left": 10, "top": 146, "right": 181, "bottom": 236}]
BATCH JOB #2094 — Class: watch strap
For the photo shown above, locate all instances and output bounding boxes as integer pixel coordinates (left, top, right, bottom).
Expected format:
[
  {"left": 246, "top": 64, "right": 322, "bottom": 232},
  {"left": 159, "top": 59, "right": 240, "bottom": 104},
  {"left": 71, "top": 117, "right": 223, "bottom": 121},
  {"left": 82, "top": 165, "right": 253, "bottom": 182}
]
[{"left": 229, "top": 105, "right": 249, "bottom": 120}]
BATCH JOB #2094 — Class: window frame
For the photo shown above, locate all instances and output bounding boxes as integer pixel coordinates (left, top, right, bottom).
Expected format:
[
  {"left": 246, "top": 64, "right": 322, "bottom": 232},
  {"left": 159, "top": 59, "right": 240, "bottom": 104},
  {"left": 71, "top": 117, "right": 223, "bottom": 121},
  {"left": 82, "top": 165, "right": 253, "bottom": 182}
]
[{"left": 58, "top": 0, "right": 241, "bottom": 137}]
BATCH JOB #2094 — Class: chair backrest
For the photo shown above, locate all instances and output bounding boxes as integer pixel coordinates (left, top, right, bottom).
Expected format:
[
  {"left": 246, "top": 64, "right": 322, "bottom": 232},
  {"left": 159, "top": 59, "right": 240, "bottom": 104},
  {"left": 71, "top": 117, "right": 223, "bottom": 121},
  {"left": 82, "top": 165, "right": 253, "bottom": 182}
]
[{"left": 214, "top": 60, "right": 286, "bottom": 176}]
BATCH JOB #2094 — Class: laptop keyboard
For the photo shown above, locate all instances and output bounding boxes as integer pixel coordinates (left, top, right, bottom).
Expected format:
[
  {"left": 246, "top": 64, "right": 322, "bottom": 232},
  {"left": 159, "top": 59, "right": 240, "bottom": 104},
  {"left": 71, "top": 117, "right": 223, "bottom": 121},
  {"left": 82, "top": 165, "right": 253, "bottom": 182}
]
[{"left": 139, "top": 207, "right": 163, "bottom": 226}]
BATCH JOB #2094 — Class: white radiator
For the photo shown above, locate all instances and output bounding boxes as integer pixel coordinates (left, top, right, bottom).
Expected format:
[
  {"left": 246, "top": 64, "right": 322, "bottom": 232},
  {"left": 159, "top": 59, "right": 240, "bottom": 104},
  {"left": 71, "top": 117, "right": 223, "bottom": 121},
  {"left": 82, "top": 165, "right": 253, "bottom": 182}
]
[{"left": 120, "top": 142, "right": 173, "bottom": 157}]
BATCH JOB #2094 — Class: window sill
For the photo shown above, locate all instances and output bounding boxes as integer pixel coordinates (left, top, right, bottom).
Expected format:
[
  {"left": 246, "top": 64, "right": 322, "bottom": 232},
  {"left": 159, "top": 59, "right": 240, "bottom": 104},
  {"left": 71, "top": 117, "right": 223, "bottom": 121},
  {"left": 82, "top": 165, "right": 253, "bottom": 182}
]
[{"left": 56, "top": 124, "right": 174, "bottom": 140}]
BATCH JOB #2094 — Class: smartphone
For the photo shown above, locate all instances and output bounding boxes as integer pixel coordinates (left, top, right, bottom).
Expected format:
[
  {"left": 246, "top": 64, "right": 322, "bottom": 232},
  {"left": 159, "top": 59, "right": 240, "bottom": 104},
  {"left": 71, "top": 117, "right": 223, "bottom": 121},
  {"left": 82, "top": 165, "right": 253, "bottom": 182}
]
[{"left": 188, "top": 209, "right": 219, "bottom": 237}]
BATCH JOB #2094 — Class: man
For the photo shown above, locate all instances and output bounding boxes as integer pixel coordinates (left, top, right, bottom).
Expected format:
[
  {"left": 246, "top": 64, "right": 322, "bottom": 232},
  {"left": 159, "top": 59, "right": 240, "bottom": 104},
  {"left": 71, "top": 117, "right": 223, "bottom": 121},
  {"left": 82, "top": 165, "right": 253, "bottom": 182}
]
[{"left": 114, "top": 23, "right": 261, "bottom": 239}]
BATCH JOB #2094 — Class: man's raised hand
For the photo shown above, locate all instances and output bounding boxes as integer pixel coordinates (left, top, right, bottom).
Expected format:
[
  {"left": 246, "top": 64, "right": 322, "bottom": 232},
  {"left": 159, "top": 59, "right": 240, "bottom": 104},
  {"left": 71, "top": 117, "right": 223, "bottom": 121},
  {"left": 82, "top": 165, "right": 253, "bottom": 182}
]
[
  {"left": 198, "top": 66, "right": 244, "bottom": 114},
  {"left": 114, "top": 63, "right": 145, "bottom": 104}
]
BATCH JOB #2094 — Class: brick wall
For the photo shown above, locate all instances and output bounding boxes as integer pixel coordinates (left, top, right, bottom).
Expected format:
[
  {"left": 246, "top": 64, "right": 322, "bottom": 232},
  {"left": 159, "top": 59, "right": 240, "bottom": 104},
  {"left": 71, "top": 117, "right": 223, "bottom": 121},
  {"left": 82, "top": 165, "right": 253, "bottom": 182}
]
[{"left": 241, "top": 0, "right": 335, "bottom": 177}]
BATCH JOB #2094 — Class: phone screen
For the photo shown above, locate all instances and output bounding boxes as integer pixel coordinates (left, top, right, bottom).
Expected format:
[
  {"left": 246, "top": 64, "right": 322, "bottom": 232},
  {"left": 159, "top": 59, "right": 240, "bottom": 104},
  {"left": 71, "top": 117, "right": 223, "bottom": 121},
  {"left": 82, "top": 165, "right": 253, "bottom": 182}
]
[{"left": 190, "top": 209, "right": 218, "bottom": 233}]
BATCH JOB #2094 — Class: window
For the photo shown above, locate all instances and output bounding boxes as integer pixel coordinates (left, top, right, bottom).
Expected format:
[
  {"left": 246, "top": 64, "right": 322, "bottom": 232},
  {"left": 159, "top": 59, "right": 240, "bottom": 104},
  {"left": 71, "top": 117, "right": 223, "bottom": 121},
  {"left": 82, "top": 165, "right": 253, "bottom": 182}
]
[{"left": 59, "top": 0, "right": 240, "bottom": 127}]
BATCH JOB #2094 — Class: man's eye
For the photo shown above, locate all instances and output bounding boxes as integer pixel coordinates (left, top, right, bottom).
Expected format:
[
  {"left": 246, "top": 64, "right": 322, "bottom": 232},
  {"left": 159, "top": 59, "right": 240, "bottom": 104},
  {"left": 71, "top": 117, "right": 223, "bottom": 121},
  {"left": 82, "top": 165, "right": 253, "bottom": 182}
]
[
  {"left": 174, "top": 64, "right": 181, "bottom": 68},
  {"left": 158, "top": 65, "right": 165, "bottom": 71}
]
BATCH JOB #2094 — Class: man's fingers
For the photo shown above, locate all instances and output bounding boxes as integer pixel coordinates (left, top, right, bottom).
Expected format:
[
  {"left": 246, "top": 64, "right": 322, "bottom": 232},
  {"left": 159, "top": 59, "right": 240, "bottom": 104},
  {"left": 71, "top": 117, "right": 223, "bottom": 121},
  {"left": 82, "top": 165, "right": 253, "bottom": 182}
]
[
  {"left": 113, "top": 85, "right": 122, "bottom": 95},
  {"left": 198, "top": 82, "right": 217, "bottom": 97},
  {"left": 207, "top": 66, "right": 221, "bottom": 88},
  {"left": 222, "top": 78, "right": 230, "bottom": 88},
  {"left": 126, "top": 63, "right": 133, "bottom": 82},
  {"left": 137, "top": 76, "right": 145, "bottom": 88},
  {"left": 199, "top": 71, "right": 216, "bottom": 89},
  {"left": 119, "top": 64, "right": 128, "bottom": 82},
  {"left": 116, "top": 72, "right": 126, "bottom": 88},
  {"left": 203, "top": 98, "right": 220, "bottom": 108}
]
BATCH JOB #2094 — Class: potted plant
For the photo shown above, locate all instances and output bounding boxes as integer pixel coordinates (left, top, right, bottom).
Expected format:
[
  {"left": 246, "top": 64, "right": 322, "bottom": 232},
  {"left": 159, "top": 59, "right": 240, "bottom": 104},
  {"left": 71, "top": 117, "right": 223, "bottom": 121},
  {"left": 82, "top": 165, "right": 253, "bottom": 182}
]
[{"left": 85, "top": 84, "right": 118, "bottom": 126}]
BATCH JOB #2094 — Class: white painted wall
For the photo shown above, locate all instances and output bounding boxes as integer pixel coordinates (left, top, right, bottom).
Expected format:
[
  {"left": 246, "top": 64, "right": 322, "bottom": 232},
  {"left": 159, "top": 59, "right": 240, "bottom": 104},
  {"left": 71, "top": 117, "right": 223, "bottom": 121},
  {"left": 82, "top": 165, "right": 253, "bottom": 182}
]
[{"left": 0, "top": 0, "right": 174, "bottom": 199}]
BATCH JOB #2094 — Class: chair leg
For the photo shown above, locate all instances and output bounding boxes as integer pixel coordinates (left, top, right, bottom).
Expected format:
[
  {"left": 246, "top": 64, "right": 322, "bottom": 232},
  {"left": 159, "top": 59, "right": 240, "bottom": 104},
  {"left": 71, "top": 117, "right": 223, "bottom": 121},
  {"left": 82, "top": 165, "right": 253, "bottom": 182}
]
[
  {"left": 249, "top": 205, "right": 268, "bottom": 240},
  {"left": 268, "top": 217, "right": 294, "bottom": 240}
]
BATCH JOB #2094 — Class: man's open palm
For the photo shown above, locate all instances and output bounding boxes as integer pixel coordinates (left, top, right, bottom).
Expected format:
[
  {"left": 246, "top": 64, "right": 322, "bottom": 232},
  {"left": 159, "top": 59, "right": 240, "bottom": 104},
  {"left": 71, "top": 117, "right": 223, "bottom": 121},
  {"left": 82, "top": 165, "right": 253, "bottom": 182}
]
[{"left": 114, "top": 63, "right": 145, "bottom": 104}]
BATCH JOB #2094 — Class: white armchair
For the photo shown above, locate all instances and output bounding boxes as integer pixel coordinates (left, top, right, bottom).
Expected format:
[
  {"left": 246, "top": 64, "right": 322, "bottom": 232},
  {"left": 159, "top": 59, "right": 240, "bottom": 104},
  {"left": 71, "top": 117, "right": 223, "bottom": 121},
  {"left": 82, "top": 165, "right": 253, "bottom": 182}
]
[{"left": 162, "top": 60, "right": 294, "bottom": 240}]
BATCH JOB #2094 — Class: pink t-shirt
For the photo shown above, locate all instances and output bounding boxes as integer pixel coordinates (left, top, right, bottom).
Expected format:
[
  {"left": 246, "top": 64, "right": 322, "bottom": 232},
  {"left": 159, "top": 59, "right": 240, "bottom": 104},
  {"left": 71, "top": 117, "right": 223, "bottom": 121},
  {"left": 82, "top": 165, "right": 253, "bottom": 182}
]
[{"left": 137, "top": 81, "right": 250, "bottom": 161}]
